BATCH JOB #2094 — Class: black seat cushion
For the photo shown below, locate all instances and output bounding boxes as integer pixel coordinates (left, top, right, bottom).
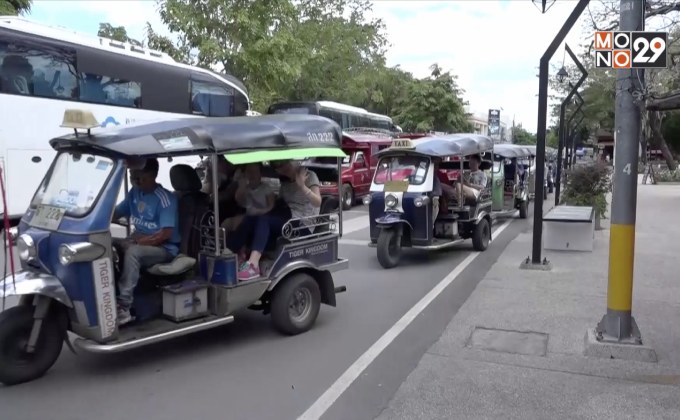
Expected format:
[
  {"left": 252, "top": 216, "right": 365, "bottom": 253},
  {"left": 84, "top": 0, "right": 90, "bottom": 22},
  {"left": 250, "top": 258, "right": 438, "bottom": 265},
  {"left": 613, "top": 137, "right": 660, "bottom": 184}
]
[{"left": 170, "top": 164, "right": 210, "bottom": 258}]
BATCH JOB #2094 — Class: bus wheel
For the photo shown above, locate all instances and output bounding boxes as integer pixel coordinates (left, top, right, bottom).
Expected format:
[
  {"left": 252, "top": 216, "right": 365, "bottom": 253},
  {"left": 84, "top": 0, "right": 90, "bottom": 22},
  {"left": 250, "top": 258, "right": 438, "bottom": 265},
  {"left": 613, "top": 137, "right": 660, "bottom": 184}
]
[
  {"left": 342, "top": 184, "right": 354, "bottom": 210},
  {"left": 0, "top": 305, "right": 64, "bottom": 386}
]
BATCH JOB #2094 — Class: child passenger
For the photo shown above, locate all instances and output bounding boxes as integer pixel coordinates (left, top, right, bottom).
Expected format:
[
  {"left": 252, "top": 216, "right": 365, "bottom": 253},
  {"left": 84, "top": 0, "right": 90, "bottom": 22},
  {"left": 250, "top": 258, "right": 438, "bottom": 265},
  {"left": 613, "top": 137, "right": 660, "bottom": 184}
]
[{"left": 221, "top": 162, "right": 276, "bottom": 241}]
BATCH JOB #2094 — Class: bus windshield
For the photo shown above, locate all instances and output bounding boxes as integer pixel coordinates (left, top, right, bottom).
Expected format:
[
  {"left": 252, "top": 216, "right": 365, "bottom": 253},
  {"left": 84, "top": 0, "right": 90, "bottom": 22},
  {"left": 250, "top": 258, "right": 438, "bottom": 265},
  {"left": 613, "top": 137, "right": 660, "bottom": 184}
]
[{"left": 30, "top": 152, "right": 115, "bottom": 217}]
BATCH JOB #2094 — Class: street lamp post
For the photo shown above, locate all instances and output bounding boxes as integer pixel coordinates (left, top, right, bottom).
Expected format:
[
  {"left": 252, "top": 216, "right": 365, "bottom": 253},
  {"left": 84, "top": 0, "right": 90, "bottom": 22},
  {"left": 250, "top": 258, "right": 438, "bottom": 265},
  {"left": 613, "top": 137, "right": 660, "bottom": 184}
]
[
  {"left": 524, "top": 0, "right": 590, "bottom": 269},
  {"left": 554, "top": 45, "right": 588, "bottom": 206}
]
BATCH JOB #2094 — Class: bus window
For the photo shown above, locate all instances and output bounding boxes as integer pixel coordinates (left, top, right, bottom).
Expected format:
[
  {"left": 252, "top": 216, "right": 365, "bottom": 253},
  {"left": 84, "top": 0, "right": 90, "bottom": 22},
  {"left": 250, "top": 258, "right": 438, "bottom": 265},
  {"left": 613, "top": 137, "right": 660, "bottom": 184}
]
[
  {"left": 319, "top": 108, "right": 343, "bottom": 126},
  {"left": 79, "top": 73, "right": 142, "bottom": 108},
  {"left": 0, "top": 38, "right": 78, "bottom": 99},
  {"left": 191, "top": 80, "right": 235, "bottom": 117}
]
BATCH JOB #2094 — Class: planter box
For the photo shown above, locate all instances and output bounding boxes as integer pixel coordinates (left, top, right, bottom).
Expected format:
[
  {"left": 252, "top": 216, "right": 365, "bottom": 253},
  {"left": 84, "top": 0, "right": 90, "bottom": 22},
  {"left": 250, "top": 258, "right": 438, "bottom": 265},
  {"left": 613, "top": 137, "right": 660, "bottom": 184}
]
[{"left": 543, "top": 205, "right": 594, "bottom": 252}]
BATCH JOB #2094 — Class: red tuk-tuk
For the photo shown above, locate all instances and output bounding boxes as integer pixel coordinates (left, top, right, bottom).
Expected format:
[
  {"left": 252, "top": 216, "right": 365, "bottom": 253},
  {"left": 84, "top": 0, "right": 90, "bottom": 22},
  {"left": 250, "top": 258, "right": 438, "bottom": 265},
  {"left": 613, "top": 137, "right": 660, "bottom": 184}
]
[{"left": 318, "top": 129, "right": 393, "bottom": 210}]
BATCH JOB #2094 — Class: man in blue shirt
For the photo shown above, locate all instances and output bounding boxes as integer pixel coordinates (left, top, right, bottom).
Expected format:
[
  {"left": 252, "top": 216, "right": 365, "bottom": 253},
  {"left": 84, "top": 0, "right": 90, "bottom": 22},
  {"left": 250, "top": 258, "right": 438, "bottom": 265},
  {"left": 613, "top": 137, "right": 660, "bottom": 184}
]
[{"left": 113, "top": 158, "right": 180, "bottom": 325}]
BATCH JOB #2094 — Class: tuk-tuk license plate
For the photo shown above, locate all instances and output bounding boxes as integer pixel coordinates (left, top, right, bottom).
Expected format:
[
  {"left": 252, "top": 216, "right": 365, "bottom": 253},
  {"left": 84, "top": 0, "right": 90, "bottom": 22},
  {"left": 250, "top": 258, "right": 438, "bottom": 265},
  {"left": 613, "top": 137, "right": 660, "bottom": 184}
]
[{"left": 32, "top": 205, "right": 66, "bottom": 230}]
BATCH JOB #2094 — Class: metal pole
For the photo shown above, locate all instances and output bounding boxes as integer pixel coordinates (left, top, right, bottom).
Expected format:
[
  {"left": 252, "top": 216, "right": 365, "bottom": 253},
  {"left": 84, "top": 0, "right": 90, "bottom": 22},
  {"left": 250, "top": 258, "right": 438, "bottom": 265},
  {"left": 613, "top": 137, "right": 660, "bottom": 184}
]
[
  {"left": 596, "top": 0, "right": 644, "bottom": 343},
  {"left": 555, "top": 47, "right": 588, "bottom": 206},
  {"left": 211, "top": 154, "right": 220, "bottom": 257},
  {"left": 570, "top": 114, "right": 585, "bottom": 168},
  {"left": 531, "top": 1, "right": 591, "bottom": 264}
]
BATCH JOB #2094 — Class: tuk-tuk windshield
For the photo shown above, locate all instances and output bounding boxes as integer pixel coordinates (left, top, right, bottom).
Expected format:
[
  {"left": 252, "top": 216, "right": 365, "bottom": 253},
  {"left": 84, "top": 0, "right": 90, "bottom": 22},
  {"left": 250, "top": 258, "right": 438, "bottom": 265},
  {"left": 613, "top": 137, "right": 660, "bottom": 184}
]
[
  {"left": 342, "top": 155, "right": 351, "bottom": 166},
  {"left": 30, "top": 152, "right": 115, "bottom": 217},
  {"left": 374, "top": 156, "right": 429, "bottom": 185}
]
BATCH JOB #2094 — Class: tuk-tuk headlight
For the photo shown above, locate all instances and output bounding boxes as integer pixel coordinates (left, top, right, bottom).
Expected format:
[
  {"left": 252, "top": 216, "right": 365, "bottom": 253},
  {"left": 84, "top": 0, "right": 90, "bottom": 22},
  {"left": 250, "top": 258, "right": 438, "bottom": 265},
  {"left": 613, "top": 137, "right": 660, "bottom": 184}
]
[
  {"left": 6, "top": 226, "right": 19, "bottom": 246},
  {"left": 59, "top": 242, "right": 106, "bottom": 266},
  {"left": 414, "top": 196, "right": 430, "bottom": 207},
  {"left": 385, "top": 194, "right": 398, "bottom": 208},
  {"left": 362, "top": 195, "right": 372, "bottom": 205},
  {"left": 17, "top": 234, "right": 36, "bottom": 261}
]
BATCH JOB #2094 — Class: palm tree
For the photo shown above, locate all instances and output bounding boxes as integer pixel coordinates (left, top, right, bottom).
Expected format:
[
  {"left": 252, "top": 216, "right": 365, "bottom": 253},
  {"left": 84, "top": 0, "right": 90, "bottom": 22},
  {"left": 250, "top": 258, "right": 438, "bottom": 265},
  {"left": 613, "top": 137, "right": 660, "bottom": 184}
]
[{"left": 1, "top": 0, "right": 32, "bottom": 15}]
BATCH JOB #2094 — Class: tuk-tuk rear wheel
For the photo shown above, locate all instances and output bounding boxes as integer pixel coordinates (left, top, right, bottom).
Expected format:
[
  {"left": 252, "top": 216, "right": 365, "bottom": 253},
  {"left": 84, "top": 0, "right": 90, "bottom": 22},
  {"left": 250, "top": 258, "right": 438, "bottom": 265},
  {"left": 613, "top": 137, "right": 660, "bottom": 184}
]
[
  {"left": 472, "top": 218, "right": 490, "bottom": 251},
  {"left": 0, "top": 305, "right": 64, "bottom": 386},
  {"left": 519, "top": 201, "right": 528, "bottom": 219},
  {"left": 271, "top": 273, "right": 321, "bottom": 335},
  {"left": 377, "top": 228, "right": 401, "bottom": 269}
]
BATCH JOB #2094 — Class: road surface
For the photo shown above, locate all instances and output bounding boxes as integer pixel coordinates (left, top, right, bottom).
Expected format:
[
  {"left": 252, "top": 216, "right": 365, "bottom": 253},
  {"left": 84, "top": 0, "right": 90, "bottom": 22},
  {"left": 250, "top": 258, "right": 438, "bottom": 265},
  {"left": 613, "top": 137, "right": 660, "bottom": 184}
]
[{"left": 0, "top": 205, "right": 530, "bottom": 420}]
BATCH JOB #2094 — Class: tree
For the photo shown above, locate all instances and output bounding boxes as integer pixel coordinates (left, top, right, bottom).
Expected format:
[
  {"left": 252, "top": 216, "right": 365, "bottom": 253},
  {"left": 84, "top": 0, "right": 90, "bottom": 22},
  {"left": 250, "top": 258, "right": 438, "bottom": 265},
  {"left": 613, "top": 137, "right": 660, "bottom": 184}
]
[
  {"left": 97, "top": 23, "right": 142, "bottom": 47},
  {"left": 391, "top": 64, "right": 472, "bottom": 133},
  {"left": 581, "top": 2, "right": 680, "bottom": 169},
  {"left": 512, "top": 124, "right": 537, "bottom": 145},
  {"left": 0, "top": 0, "right": 30, "bottom": 15}
]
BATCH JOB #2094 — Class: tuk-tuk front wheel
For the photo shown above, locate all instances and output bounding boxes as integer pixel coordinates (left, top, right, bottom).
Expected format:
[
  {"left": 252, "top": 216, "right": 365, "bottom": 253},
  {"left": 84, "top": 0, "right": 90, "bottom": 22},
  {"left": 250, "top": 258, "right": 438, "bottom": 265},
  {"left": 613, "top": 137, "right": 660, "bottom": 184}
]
[
  {"left": 472, "top": 218, "right": 491, "bottom": 251},
  {"left": 377, "top": 228, "right": 402, "bottom": 269},
  {"left": 0, "top": 305, "right": 64, "bottom": 386},
  {"left": 271, "top": 273, "right": 321, "bottom": 335}
]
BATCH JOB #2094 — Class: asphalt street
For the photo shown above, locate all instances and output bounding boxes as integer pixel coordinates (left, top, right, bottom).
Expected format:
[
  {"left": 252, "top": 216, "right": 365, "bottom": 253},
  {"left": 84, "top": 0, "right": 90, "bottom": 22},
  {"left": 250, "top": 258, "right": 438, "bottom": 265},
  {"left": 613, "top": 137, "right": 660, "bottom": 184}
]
[{"left": 0, "top": 204, "right": 533, "bottom": 420}]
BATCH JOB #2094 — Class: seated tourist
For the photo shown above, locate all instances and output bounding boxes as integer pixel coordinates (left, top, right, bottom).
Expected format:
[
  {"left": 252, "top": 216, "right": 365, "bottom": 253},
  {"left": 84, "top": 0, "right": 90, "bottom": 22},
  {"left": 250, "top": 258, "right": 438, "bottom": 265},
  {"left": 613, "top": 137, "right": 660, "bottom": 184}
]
[
  {"left": 226, "top": 160, "right": 321, "bottom": 281},
  {"left": 202, "top": 156, "right": 244, "bottom": 222},
  {"left": 455, "top": 154, "right": 487, "bottom": 202},
  {"left": 222, "top": 162, "right": 276, "bottom": 233}
]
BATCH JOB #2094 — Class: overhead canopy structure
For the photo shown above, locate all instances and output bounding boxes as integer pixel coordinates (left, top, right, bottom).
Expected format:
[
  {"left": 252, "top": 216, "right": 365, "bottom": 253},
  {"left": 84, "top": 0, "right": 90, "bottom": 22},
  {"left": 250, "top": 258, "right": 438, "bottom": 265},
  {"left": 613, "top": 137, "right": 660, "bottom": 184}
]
[{"left": 646, "top": 90, "right": 680, "bottom": 111}]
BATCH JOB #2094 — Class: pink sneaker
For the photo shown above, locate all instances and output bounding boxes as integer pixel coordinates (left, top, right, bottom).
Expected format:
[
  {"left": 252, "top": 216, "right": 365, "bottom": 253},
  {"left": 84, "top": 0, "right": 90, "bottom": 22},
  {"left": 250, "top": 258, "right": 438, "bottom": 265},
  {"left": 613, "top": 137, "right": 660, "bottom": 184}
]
[{"left": 237, "top": 262, "right": 260, "bottom": 281}]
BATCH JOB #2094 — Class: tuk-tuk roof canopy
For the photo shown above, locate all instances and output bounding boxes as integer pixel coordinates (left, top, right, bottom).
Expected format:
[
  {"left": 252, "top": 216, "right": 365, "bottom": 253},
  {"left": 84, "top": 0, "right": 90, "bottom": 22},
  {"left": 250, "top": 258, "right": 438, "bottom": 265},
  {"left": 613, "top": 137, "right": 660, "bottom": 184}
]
[
  {"left": 493, "top": 144, "right": 535, "bottom": 159},
  {"left": 49, "top": 114, "right": 343, "bottom": 158},
  {"left": 376, "top": 133, "right": 494, "bottom": 158}
]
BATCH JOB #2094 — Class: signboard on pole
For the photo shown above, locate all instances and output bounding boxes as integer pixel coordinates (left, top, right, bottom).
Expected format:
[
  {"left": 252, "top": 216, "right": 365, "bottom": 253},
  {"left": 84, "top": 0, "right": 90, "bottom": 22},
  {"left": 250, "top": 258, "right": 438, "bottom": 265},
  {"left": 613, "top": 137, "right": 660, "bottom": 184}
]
[{"left": 488, "top": 109, "right": 501, "bottom": 141}]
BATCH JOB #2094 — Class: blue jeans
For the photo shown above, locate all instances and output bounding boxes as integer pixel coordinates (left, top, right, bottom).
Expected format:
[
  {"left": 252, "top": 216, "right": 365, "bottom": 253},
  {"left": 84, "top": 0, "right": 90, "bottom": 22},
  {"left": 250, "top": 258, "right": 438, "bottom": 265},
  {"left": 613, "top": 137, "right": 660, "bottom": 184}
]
[
  {"left": 117, "top": 244, "right": 172, "bottom": 309},
  {"left": 227, "top": 214, "right": 287, "bottom": 254}
]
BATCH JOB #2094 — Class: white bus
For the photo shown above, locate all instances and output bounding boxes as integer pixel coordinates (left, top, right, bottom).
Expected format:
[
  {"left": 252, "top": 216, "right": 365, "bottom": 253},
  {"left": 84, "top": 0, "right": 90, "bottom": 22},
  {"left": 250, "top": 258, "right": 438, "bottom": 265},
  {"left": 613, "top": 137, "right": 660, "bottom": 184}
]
[
  {"left": 266, "top": 100, "right": 402, "bottom": 133},
  {"left": 0, "top": 16, "right": 250, "bottom": 223}
]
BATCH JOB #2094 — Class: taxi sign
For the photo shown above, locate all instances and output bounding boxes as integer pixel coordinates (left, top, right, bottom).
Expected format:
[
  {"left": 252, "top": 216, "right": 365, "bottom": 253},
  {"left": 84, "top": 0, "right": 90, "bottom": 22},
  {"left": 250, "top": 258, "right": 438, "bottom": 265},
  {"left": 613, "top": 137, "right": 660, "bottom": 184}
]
[
  {"left": 390, "top": 138, "right": 415, "bottom": 150},
  {"left": 61, "top": 109, "right": 100, "bottom": 130}
]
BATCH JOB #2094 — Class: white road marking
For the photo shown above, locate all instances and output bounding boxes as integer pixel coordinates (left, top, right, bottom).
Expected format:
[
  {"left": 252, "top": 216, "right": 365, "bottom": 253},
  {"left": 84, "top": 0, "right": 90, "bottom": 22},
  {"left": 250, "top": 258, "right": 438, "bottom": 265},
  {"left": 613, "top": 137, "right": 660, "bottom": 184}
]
[
  {"left": 334, "top": 215, "right": 370, "bottom": 235},
  {"left": 297, "top": 218, "right": 514, "bottom": 420},
  {"left": 338, "top": 238, "right": 369, "bottom": 246}
]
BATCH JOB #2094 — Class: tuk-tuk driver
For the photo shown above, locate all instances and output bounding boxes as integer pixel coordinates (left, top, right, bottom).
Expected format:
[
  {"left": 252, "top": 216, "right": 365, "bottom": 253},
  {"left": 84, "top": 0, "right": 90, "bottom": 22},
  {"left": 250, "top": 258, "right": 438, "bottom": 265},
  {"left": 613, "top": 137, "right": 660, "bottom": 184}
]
[{"left": 113, "top": 158, "right": 180, "bottom": 325}]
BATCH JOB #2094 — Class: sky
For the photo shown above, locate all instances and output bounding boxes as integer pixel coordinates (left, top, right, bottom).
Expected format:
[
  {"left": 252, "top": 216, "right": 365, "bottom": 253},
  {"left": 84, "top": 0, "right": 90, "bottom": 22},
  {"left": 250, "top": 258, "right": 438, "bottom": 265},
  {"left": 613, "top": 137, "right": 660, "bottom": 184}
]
[{"left": 24, "top": 0, "right": 604, "bottom": 133}]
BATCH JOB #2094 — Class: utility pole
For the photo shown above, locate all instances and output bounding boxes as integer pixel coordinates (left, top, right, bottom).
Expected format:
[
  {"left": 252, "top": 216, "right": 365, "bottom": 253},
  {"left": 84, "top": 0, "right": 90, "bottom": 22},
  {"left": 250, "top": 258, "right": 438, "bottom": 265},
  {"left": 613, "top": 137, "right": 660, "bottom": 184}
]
[
  {"left": 512, "top": 115, "right": 516, "bottom": 143},
  {"left": 595, "top": 0, "right": 644, "bottom": 343}
]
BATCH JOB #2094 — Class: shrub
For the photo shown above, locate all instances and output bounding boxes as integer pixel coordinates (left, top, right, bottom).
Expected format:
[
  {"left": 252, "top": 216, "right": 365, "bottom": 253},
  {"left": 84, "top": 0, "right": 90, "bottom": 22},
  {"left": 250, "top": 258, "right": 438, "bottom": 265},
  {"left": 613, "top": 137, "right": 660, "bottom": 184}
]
[
  {"left": 560, "top": 160, "right": 612, "bottom": 218},
  {"left": 655, "top": 168, "right": 680, "bottom": 182}
]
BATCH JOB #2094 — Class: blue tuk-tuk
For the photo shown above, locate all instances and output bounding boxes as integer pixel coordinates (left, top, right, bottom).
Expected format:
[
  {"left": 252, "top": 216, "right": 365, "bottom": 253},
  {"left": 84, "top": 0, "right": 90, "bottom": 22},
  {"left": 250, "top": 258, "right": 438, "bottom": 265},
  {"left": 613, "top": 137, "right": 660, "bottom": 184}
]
[
  {"left": 363, "top": 135, "right": 495, "bottom": 269},
  {"left": 0, "top": 110, "right": 349, "bottom": 385}
]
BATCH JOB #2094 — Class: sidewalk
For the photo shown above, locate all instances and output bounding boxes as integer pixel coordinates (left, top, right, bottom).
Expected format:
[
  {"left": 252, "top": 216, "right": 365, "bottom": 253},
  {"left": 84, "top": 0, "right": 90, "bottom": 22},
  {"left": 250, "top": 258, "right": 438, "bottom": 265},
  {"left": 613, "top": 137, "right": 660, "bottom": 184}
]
[{"left": 377, "top": 182, "right": 680, "bottom": 419}]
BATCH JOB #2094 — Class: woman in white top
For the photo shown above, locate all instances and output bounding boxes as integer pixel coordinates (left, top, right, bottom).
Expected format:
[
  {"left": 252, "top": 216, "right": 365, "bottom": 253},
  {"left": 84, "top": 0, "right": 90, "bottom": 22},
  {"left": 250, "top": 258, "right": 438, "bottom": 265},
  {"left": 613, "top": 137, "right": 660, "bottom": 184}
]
[{"left": 226, "top": 160, "right": 321, "bottom": 281}]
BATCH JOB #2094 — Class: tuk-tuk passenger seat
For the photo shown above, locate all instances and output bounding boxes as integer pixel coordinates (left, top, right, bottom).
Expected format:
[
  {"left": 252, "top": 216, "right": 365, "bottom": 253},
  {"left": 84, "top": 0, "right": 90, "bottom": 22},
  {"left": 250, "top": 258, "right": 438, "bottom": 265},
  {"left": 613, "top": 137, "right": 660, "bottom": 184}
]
[{"left": 146, "top": 164, "right": 210, "bottom": 276}]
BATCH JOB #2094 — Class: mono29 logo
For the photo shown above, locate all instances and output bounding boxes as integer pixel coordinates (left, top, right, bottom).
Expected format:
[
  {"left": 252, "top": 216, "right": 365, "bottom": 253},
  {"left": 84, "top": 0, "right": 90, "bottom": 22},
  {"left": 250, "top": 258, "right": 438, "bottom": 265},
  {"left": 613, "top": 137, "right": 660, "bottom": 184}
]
[{"left": 594, "top": 31, "right": 668, "bottom": 69}]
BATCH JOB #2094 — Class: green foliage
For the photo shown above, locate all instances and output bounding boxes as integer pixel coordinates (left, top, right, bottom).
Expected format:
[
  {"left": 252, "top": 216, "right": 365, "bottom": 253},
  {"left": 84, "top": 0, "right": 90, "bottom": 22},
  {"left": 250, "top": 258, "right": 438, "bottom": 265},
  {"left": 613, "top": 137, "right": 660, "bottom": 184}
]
[
  {"left": 661, "top": 111, "right": 680, "bottom": 154},
  {"left": 143, "top": 0, "right": 472, "bottom": 129},
  {"left": 392, "top": 64, "right": 472, "bottom": 133},
  {"left": 655, "top": 168, "right": 680, "bottom": 182},
  {"left": 546, "top": 127, "right": 559, "bottom": 148},
  {"left": 0, "top": 0, "right": 31, "bottom": 15},
  {"left": 512, "top": 124, "right": 536, "bottom": 145},
  {"left": 97, "top": 23, "right": 143, "bottom": 46},
  {"left": 561, "top": 161, "right": 612, "bottom": 218}
]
